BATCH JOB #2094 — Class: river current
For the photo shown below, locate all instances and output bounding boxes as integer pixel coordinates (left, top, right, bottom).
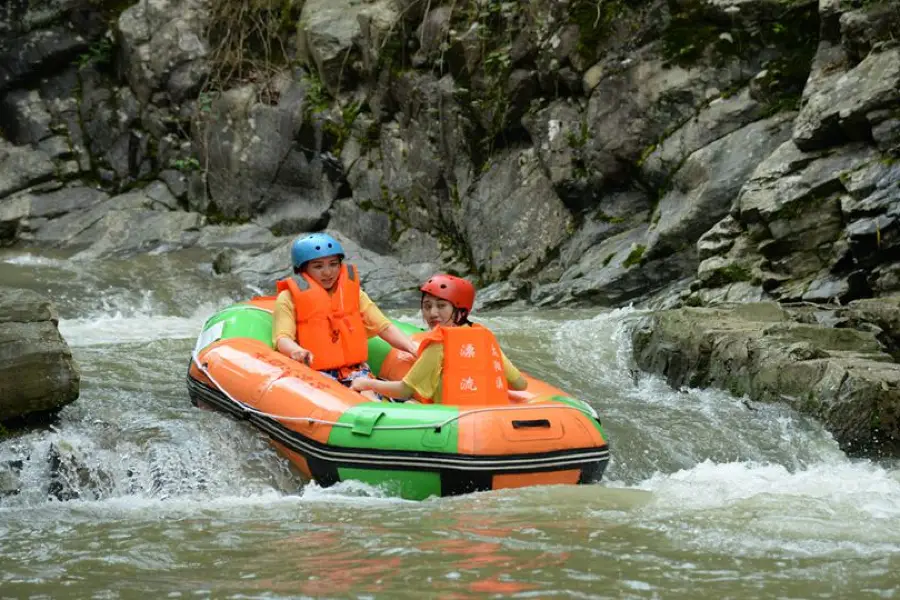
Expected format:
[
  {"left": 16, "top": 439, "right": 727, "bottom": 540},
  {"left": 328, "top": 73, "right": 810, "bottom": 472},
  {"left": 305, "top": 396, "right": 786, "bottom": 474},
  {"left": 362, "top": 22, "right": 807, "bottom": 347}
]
[{"left": 1, "top": 249, "right": 898, "bottom": 599}]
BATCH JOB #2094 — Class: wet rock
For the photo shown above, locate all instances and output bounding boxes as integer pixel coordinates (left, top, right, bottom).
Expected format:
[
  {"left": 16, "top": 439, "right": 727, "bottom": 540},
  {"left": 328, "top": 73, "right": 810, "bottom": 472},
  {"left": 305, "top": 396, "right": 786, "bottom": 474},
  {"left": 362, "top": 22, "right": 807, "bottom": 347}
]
[
  {"left": 70, "top": 206, "right": 205, "bottom": 258},
  {"left": 630, "top": 301, "right": 900, "bottom": 457},
  {"left": 194, "top": 223, "right": 276, "bottom": 250},
  {"left": 535, "top": 223, "right": 690, "bottom": 308},
  {"left": 474, "top": 280, "right": 531, "bottom": 311},
  {"left": 0, "top": 288, "right": 79, "bottom": 425}
]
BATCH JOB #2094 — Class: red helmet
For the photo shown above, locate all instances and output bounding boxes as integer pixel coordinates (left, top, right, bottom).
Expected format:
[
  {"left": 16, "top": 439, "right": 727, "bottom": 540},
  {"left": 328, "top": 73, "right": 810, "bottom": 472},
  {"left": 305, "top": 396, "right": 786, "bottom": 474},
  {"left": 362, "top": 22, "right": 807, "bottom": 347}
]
[{"left": 420, "top": 274, "right": 475, "bottom": 312}]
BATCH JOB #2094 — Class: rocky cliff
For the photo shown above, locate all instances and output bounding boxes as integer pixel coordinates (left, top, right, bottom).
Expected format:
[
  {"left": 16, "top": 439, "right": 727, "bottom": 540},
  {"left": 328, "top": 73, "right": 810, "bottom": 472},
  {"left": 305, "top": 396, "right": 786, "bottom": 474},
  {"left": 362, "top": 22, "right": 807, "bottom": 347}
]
[{"left": 0, "top": 0, "right": 895, "bottom": 308}]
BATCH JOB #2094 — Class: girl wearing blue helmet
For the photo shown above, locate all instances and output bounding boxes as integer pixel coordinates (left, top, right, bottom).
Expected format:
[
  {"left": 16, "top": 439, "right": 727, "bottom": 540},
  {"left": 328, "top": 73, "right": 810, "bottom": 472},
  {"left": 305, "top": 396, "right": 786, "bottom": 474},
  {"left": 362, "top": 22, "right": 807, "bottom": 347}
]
[{"left": 272, "top": 232, "right": 418, "bottom": 398}]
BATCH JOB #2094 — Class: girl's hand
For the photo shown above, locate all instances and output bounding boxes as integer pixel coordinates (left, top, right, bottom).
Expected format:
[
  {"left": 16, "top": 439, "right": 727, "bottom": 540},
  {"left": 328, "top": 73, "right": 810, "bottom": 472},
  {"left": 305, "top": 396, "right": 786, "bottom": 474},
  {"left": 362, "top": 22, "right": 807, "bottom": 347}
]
[
  {"left": 290, "top": 347, "right": 313, "bottom": 365},
  {"left": 396, "top": 350, "right": 416, "bottom": 363},
  {"left": 350, "top": 378, "right": 373, "bottom": 392}
]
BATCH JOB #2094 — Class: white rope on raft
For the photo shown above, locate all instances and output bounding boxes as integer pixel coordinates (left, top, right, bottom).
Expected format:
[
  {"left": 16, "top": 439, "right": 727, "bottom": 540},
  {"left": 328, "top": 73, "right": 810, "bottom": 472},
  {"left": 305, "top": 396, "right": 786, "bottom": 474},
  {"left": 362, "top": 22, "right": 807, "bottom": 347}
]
[{"left": 191, "top": 351, "right": 598, "bottom": 431}]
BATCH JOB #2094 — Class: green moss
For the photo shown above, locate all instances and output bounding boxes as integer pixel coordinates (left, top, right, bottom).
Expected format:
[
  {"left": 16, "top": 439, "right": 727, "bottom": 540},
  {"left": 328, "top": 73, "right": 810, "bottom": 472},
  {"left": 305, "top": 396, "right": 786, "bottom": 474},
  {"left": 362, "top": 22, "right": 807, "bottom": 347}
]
[
  {"left": 205, "top": 201, "right": 250, "bottom": 225},
  {"left": 569, "top": 0, "right": 629, "bottom": 63},
  {"left": 622, "top": 244, "right": 646, "bottom": 268},
  {"left": 595, "top": 210, "right": 625, "bottom": 224},
  {"left": 636, "top": 143, "right": 657, "bottom": 167},
  {"left": 714, "top": 263, "right": 753, "bottom": 285}
]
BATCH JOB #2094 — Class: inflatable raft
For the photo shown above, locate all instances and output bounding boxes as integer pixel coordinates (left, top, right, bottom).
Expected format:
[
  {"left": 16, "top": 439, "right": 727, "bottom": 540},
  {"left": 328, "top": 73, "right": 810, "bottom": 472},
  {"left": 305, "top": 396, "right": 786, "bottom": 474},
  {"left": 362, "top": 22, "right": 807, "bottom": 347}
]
[{"left": 187, "top": 297, "right": 609, "bottom": 500}]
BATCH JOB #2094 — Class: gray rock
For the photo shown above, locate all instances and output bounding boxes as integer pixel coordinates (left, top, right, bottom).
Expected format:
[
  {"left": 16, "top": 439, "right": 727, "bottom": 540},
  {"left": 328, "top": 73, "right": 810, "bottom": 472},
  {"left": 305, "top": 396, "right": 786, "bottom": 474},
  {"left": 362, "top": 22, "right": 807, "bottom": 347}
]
[
  {"left": 329, "top": 198, "right": 393, "bottom": 255},
  {"left": 474, "top": 280, "right": 531, "bottom": 311},
  {"left": 646, "top": 112, "right": 794, "bottom": 261},
  {"left": 630, "top": 301, "right": 900, "bottom": 457},
  {"left": 158, "top": 170, "right": 189, "bottom": 200},
  {"left": 793, "top": 48, "right": 900, "bottom": 151},
  {"left": 522, "top": 99, "right": 596, "bottom": 211},
  {"left": 640, "top": 88, "right": 766, "bottom": 185},
  {"left": 0, "top": 287, "right": 79, "bottom": 424},
  {"left": 461, "top": 148, "right": 572, "bottom": 280},
  {"left": 0, "top": 27, "right": 89, "bottom": 93},
  {"left": 193, "top": 223, "right": 277, "bottom": 249},
  {"left": 535, "top": 223, "right": 691, "bottom": 307},
  {"left": 193, "top": 81, "right": 334, "bottom": 227},
  {"left": 117, "top": 0, "right": 209, "bottom": 103},
  {"left": 0, "top": 139, "right": 56, "bottom": 200},
  {"left": 584, "top": 48, "right": 755, "bottom": 186},
  {"left": 298, "top": 0, "right": 400, "bottom": 94},
  {"left": 70, "top": 208, "right": 205, "bottom": 258},
  {"left": 0, "top": 88, "right": 53, "bottom": 145},
  {"left": 558, "top": 189, "right": 652, "bottom": 269},
  {"left": 839, "top": 3, "right": 900, "bottom": 62}
]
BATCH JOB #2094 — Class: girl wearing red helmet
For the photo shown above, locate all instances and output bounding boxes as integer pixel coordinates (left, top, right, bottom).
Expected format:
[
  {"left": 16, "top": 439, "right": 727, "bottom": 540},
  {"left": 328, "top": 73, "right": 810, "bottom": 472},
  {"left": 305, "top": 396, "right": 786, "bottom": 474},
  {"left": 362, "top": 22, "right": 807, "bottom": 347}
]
[{"left": 351, "top": 274, "right": 527, "bottom": 403}]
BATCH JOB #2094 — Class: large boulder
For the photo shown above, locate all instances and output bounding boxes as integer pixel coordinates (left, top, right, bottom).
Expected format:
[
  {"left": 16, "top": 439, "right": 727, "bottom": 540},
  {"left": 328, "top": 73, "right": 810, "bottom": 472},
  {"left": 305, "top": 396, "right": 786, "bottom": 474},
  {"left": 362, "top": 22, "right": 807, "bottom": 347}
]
[
  {"left": 461, "top": 148, "right": 573, "bottom": 281},
  {"left": 117, "top": 0, "right": 210, "bottom": 104},
  {"left": 297, "top": 0, "right": 401, "bottom": 94},
  {"left": 192, "top": 78, "right": 336, "bottom": 228},
  {"left": 0, "top": 288, "right": 79, "bottom": 424},
  {"left": 630, "top": 300, "right": 900, "bottom": 457}
]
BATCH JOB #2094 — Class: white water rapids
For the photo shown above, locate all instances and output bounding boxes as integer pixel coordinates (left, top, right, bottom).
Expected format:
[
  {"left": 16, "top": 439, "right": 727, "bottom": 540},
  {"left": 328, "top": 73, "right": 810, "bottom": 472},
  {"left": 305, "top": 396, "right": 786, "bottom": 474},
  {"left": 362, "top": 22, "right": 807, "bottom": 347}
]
[{"left": 1, "top": 249, "right": 898, "bottom": 598}]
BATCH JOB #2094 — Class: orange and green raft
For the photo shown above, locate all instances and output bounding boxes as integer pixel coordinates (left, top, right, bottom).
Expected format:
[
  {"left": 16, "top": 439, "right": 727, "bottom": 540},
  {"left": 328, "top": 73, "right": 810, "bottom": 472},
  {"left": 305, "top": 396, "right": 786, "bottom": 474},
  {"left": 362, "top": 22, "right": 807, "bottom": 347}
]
[{"left": 187, "top": 298, "right": 610, "bottom": 500}]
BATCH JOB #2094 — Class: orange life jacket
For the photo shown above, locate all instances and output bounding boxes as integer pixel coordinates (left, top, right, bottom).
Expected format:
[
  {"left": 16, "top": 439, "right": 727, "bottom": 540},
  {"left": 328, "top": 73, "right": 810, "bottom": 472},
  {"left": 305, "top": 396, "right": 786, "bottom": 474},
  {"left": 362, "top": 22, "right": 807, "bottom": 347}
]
[
  {"left": 417, "top": 324, "right": 509, "bottom": 405},
  {"left": 275, "top": 263, "right": 368, "bottom": 371}
]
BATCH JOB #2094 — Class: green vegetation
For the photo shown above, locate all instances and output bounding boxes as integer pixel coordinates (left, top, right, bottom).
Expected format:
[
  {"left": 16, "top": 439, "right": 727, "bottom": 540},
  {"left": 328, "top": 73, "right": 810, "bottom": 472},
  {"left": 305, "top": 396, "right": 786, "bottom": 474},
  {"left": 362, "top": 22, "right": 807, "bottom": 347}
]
[
  {"left": 661, "top": 0, "right": 818, "bottom": 113},
  {"left": 74, "top": 37, "right": 113, "bottom": 70},
  {"left": 713, "top": 263, "right": 753, "bottom": 285},
  {"left": 203, "top": 0, "right": 302, "bottom": 99},
  {"left": 170, "top": 157, "right": 201, "bottom": 172},
  {"left": 623, "top": 244, "right": 646, "bottom": 268}
]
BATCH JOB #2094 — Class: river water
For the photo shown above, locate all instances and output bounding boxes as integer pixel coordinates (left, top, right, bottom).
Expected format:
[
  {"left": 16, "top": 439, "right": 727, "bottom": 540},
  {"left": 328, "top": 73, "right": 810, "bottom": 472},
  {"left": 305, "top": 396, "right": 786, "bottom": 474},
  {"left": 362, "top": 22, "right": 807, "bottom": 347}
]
[{"left": 1, "top": 249, "right": 899, "bottom": 599}]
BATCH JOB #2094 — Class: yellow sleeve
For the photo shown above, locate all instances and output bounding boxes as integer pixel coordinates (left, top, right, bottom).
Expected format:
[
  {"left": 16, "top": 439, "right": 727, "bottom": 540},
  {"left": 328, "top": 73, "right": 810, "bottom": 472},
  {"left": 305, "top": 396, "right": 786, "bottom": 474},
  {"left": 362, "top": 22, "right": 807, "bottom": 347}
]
[
  {"left": 359, "top": 290, "right": 391, "bottom": 338},
  {"left": 402, "top": 344, "right": 443, "bottom": 401},
  {"left": 272, "top": 290, "right": 297, "bottom": 345},
  {"left": 500, "top": 349, "right": 522, "bottom": 383}
]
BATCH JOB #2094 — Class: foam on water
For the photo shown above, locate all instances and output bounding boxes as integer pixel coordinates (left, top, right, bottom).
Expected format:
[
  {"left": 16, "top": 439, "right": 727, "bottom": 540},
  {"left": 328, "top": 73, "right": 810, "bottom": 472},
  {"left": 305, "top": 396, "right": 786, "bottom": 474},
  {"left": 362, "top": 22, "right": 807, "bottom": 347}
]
[{"left": 59, "top": 293, "right": 241, "bottom": 346}]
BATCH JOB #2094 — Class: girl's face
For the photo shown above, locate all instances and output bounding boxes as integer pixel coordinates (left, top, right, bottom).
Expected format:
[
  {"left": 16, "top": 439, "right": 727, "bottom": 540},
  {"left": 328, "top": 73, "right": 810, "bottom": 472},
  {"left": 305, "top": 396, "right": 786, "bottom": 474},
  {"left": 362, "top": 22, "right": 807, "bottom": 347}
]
[
  {"left": 421, "top": 293, "right": 456, "bottom": 329},
  {"left": 304, "top": 256, "right": 342, "bottom": 290}
]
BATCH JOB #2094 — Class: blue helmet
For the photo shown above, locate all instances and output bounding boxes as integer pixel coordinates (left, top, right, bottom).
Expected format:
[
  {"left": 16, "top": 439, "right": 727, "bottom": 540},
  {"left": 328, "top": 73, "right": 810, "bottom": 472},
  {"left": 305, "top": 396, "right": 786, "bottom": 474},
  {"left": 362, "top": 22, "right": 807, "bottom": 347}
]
[{"left": 290, "top": 233, "right": 345, "bottom": 269}]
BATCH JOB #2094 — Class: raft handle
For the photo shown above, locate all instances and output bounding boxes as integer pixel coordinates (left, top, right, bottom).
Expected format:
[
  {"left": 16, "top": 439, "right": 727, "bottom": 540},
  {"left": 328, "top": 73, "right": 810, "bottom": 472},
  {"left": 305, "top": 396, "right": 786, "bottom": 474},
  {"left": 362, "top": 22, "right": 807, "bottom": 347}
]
[{"left": 511, "top": 419, "right": 551, "bottom": 429}]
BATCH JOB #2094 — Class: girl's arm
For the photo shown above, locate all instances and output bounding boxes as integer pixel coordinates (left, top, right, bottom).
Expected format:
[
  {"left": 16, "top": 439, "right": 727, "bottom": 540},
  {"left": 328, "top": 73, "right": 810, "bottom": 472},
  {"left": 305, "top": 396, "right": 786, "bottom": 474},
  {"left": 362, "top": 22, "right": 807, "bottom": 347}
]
[
  {"left": 351, "top": 377, "right": 414, "bottom": 399},
  {"left": 276, "top": 337, "right": 313, "bottom": 365},
  {"left": 378, "top": 323, "right": 419, "bottom": 356}
]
